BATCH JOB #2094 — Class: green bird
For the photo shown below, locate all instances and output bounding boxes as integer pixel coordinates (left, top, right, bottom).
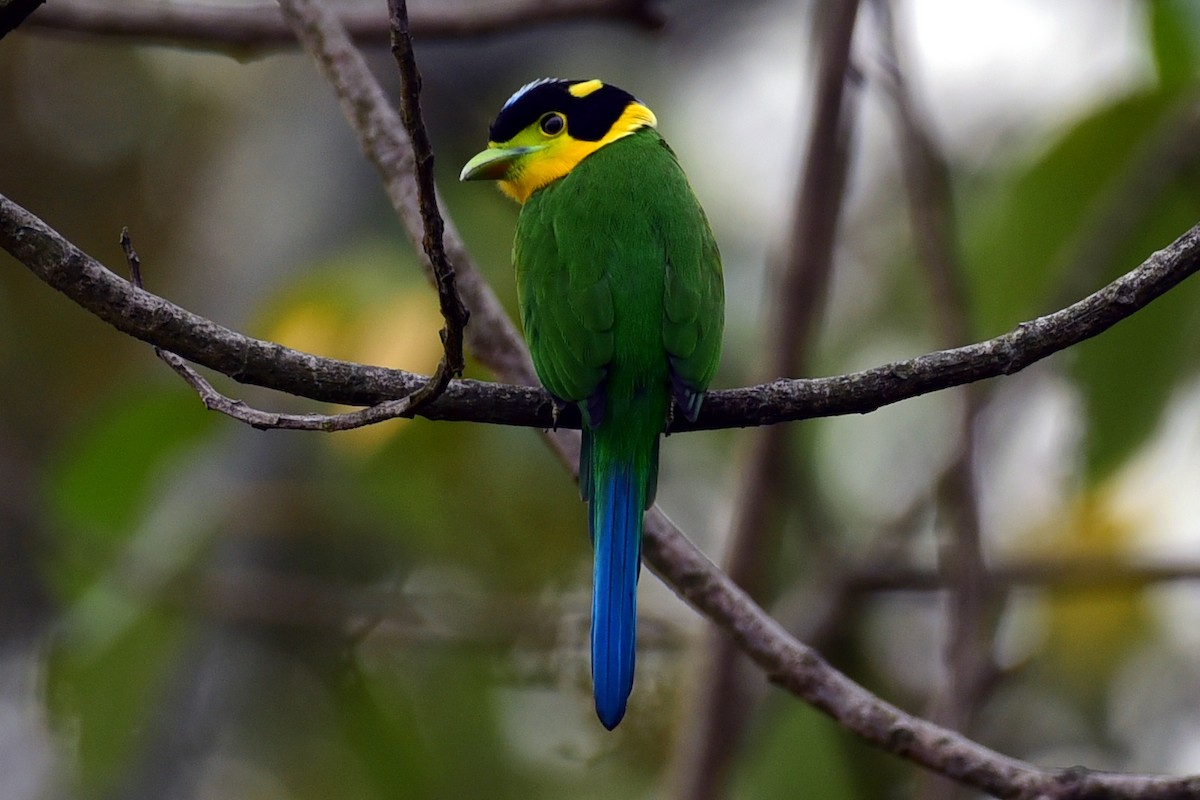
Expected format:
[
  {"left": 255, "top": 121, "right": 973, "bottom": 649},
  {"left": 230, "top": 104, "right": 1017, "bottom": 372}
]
[{"left": 460, "top": 78, "right": 724, "bottom": 729}]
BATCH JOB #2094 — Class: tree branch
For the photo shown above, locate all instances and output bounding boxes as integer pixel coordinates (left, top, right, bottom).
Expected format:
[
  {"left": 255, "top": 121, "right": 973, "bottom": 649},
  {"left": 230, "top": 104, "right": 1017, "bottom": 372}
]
[
  {"left": 158, "top": 346, "right": 427, "bottom": 431},
  {"left": 3, "top": 190, "right": 1199, "bottom": 434},
  {"left": 385, "top": 0, "right": 468, "bottom": 412},
  {"left": 19, "top": 0, "right": 664, "bottom": 50},
  {"left": 122, "top": 227, "right": 423, "bottom": 431}
]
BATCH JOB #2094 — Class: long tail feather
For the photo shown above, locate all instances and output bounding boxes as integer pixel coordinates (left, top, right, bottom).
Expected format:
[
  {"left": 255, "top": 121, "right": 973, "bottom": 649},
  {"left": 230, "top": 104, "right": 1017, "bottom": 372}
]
[{"left": 589, "top": 459, "right": 643, "bottom": 730}]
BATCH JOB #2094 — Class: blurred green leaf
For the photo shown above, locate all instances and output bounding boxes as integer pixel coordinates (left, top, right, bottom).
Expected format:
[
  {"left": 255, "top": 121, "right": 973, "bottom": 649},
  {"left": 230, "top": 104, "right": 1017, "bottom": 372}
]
[
  {"left": 961, "top": 38, "right": 1200, "bottom": 476},
  {"left": 352, "top": 650, "right": 524, "bottom": 800},
  {"left": 43, "top": 385, "right": 213, "bottom": 597},
  {"left": 732, "top": 703, "right": 863, "bottom": 800},
  {"left": 329, "top": 661, "right": 437, "bottom": 800},
  {"left": 46, "top": 608, "right": 186, "bottom": 796},
  {"left": 1071, "top": 183, "right": 1200, "bottom": 477},
  {"left": 350, "top": 416, "right": 584, "bottom": 593},
  {"left": 1151, "top": 0, "right": 1200, "bottom": 93},
  {"left": 963, "top": 90, "right": 1174, "bottom": 338}
]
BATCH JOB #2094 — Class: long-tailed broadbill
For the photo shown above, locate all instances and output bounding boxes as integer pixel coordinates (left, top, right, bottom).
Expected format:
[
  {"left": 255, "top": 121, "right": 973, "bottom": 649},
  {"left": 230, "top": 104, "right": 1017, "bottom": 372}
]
[{"left": 461, "top": 78, "right": 724, "bottom": 729}]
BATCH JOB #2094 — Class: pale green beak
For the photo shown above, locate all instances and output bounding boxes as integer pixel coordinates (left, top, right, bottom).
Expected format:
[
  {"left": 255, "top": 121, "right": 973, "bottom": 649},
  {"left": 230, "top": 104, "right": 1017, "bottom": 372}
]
[{"left": 459, "top": 145, "right": 542, "bottom": 181}]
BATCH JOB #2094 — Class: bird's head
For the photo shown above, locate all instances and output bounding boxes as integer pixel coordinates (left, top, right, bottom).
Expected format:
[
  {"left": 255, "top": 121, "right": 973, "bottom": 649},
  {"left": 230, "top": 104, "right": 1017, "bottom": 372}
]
[{"left": 459, "top": 78, "right": 657, "bottom": 204}]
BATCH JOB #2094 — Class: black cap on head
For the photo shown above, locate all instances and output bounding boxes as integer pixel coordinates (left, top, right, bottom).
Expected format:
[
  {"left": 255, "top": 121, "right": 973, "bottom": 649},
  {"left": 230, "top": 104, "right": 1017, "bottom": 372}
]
[{"left": 489, "top": 79, "right": 640, "bottom": 143}]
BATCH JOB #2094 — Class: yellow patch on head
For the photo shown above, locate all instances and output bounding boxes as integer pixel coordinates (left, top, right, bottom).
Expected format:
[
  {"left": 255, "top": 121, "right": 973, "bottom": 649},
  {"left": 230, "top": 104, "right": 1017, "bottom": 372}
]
[
  {"left": 498, "top": 101, "right": 657, "bottom": 204},
  {"left": 568, "top": 79, "right": 604, "bottom": 98}
]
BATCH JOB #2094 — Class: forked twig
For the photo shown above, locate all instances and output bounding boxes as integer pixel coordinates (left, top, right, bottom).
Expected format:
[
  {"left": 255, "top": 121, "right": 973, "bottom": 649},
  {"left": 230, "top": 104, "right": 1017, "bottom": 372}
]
[{"left": 121, "top": 227, "right": 420, "bottom": 430}]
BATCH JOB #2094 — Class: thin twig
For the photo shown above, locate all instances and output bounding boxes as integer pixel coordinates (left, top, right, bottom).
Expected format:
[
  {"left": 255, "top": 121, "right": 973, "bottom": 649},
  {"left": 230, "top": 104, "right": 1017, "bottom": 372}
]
[
  {"left": 385, "top": 0, "right": 468, "bottom": 414},
  {"left": 157, "top": 557, "right": 1200, "bottom": 642},
  {"left": 119, "top": 227, "right": 143, "bottom": 288},
  {"left": 150, "top": 566, "right": 686, "bottom": 655},
  {"left": 21, "top": 0, "right": 664, "bottom": 51},
  {"left": 4, "top": 191, "right": 1200, "bottom": 433},
  {"left": 159, "top": 348, "right": 425, "bottom": 431}
]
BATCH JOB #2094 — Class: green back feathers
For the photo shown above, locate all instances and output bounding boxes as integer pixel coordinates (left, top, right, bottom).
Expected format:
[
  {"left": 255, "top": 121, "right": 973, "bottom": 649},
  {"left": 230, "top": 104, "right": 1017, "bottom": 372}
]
[{"left": 514, "top": 127, "right": 724, "bottom": 420}]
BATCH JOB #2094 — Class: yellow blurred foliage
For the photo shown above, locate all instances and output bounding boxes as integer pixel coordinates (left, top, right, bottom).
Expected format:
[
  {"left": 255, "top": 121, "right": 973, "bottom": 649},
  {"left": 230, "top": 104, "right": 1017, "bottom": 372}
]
[
  {"left": 259, "top": 245, "right": 445, "bottom": 453},
  {"left": 268, "top": 299, "right": 346, "bottom": 358},
  {"left": 1032, "top": 487, "right": 1149, "bottom": 694}
]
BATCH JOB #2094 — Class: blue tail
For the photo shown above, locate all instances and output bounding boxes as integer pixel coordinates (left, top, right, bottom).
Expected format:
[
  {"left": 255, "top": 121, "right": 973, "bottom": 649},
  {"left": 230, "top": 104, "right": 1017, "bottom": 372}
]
[{"left": 589, "top": 459, "right": 644, "bottom": 730}]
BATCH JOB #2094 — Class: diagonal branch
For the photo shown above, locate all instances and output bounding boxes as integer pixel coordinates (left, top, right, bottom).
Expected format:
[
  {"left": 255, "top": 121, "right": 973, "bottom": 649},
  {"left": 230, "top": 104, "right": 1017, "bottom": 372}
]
[
  {"left": 3, "top": 190, "right": 1199, "bottom": 434},
  {"left": 642, "top": 500, "right": 1200, "bottom": 799},
  {"left": 20, "top": 0, "right": 664, "bottom": 51}
]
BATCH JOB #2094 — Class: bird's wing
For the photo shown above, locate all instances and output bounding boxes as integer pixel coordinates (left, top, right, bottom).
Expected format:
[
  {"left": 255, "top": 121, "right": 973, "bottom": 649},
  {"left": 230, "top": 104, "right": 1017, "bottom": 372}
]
[{"left": 656, "top": 141, "right": 725, "bottom": 421}]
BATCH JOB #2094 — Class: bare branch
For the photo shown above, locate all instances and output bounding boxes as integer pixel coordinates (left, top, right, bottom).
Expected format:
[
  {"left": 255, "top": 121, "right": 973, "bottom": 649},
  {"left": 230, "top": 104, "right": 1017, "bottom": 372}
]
[
  {"left": 159, "top": 347, "right": 427, "bottom": 431},
  {"left": 157, "top": 556, "right": 1200, "bottom": 645},
  {"left": 122, "top": 227, "right": 418, "bottom": 430},
  {"left": 385, "top": 0, "right": 468, "bottom": 413},
  {"left": 20, "top": 0, "right": 664, "bottom": 51},
  {"left": 3, "top": 191, "right": 1199, "bottom": 434},
  {"left": 119, "top": 226, "right": 144, "bottom": 288}
]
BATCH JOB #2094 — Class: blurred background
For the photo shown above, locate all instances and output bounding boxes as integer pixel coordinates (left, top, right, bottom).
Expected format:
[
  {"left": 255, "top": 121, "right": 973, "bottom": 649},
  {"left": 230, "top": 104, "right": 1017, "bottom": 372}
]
[{"left": 1, "top": 0, "right": 1200, "bottom": 798}]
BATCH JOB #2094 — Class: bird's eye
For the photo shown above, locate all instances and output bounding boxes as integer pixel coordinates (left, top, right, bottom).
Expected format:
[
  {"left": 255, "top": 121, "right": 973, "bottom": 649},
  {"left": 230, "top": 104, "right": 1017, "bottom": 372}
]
[{"left": 539, "top": 113, "right": 565, "bottom": 136}]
